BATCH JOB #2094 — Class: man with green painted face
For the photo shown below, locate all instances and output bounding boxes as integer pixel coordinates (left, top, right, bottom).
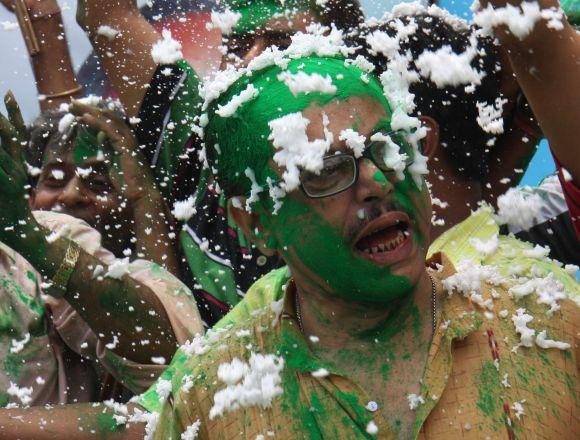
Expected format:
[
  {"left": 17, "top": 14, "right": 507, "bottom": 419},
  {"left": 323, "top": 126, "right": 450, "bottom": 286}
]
[
  {"left": 144, "top": 53, "right": 579, "bottom": 439},
  {"left": 76, "top": 0, "right": 364, "bottom": 327}
]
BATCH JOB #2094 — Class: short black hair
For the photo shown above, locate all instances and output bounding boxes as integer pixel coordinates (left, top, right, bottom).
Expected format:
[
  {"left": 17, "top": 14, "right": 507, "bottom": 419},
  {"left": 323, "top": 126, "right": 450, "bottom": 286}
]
[{"left": 348, "top": 12, "right": 502, "bottom": 181}]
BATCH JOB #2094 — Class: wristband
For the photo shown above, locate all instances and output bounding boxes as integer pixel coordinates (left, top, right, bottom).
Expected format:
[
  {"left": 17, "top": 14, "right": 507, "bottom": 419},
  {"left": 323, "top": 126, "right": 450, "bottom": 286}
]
[{"left": 48, "top": 240, "right": 80, "bottom": 297}]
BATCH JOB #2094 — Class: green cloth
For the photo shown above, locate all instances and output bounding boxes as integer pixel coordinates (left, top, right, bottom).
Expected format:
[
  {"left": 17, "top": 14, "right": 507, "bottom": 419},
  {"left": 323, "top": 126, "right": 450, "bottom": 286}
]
[
  {"left": 225, "top": 0, "right": 320, "bottom": 36},
  {"left": 153, "top": 60, "right": 202, "bottom": 197}
]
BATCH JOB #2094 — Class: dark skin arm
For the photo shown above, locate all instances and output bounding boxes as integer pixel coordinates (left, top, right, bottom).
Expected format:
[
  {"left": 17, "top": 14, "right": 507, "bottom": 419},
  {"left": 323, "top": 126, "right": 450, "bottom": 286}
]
[
  {"left": 0, "top": 93, "right": 177, "bottom": 364},
  {"left": 0, "top": 403, "right": 145, "bottom": 440},
  {"left": 1, "top": 0, "right": 82, "bottom": 111},
  {"left": 482, "top": 0, "right": 580, "bottom": 181},
  {"left": 68, "top": 102, "right": 181, "bottom": 276},
  {"left": 76, "top": 0, "right": 160, "bottom": 117}
]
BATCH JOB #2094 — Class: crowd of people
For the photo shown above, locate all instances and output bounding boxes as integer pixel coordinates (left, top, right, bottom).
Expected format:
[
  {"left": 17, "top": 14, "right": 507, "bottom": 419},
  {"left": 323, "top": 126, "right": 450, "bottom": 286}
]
[{"left": 0, "top": 0, "right": 578, "bottom": 438}]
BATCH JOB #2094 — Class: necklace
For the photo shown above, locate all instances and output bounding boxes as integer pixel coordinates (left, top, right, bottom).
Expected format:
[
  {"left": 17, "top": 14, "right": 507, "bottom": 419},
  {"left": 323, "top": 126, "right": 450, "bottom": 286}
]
[{"left": 295, "top": 276, "right": 438, "bottom": 335}]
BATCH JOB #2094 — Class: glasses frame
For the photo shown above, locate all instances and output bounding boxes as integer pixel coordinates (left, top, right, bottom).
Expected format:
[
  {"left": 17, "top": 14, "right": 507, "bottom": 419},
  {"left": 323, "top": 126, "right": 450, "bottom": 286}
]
[{"left": 300, "top": 130, "right": 415, "bottom": 199}]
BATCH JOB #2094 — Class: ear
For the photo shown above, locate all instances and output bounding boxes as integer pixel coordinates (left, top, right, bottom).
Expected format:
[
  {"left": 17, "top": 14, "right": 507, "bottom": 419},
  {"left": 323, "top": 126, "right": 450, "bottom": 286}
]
[
  {"left": 228, "top": 198, "right": 277, "bottom": 257},
  {"left": 418, "top": 115, "right": 440, "bottom": 160}
]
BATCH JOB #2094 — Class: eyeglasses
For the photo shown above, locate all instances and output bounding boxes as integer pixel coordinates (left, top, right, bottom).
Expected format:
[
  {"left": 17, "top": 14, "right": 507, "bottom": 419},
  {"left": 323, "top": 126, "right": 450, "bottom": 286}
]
[{"left": 299, "top": 130, "right": 415, "bottom": 199}]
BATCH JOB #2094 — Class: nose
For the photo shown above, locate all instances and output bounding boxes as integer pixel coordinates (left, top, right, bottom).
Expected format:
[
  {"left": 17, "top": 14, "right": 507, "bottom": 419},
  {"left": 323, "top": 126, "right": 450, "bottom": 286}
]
[
  {"left": 56, "top": 177, "right": 90, "bottom": 209},
  {"left": 354, "top": 159, "right": 394, "bottom": 204}
]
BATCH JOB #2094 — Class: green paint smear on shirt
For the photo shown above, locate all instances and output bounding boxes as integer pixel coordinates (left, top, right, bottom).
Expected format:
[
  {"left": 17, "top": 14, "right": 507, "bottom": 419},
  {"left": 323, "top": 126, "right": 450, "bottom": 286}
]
[
  {"left": 94, "top": 412, "right": 125, "bottom": 438},
  {"left": 476, "top": 361, "right": 503, "bottom": 423}
]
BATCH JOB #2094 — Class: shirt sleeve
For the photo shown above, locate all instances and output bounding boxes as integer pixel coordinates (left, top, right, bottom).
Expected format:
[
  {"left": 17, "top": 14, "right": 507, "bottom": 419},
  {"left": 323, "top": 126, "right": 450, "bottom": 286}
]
[
  {"left": 34, "top": 212, "right": 204, "bottom": 394},
  {"left": 135, "top": 60, "right": 202, "bottom": 198}
]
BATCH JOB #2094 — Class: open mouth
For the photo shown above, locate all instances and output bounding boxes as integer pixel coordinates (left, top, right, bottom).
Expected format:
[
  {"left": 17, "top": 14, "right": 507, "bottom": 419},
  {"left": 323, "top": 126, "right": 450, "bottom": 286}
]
[{"left": 354, "top": 213, "right": 413, "bottom": 263}]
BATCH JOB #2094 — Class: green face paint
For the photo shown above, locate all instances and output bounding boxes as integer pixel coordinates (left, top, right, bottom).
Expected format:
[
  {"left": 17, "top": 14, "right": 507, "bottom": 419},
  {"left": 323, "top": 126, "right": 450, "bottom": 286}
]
[
  {"left": 373, "top": 171, "right": 388, "bottom": 183},
  {"left": 73, "top": 126, "right": 101, "bottom": 166},
  {"left": 269, "top": 197, "right": 412, "bottom": 303}
]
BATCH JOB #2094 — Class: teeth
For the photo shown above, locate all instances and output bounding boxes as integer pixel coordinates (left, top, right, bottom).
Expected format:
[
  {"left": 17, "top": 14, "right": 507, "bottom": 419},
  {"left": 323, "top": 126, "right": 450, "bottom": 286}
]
[{"left": 361, "top": 229, "right": 409, "bottom": 256}]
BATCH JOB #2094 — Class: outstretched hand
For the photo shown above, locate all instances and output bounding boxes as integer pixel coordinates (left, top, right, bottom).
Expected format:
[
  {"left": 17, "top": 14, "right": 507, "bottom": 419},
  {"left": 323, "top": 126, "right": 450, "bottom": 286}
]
[{"left": 0, "top": 92, "right": 39, "bottom": 249}]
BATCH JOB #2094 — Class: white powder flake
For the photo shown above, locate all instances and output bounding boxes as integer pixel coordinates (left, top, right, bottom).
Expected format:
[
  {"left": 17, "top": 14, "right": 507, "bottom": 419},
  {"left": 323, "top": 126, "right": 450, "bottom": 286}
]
[
  {"left": 442, "top": 261, "right": 502, "bottom": 309},
  {"left": 370, "top": 132, "right": 408, "bottom": 181},
  {"left": 511, "top": 400, "right": 526, "bottom": 419},
  {"left": 366, "top": 420, "right": 379, "bottom": 435},
  {"left": 277, "top": 71, "right": 337, "bottom": 96},
  {"left": 58, "top": 113, "right": 76, "bottom": 133},
  {"left": 181, "top": 375, "right": 194, "bottom": 393},
  {"left": 209, "top": 353, "right": 284, "bottom": 419},
  {"left": 495, "top": 186, "right": 542, "bottom": 231},
  {"left": 181, "top": 420, "right": 201, "bottom": 440},
  {"left": 535, "top": 330, "right": 570, "bottom": 350},
  {"left": 244, "top": 168, "right": 264, "bottom": 212},
  {"left": 508, "top": 273, "right": 567, "bottom": 316},
  {"left": 415, "top": 34, "right": 484, "bottom": 88},
  {"left": 207, "top": 9, "right": 241, "bottom": 35},
  {"left": 512, "top": 308, "right": 535, "bottom": 347},
  {"left": 522, "top": 244, "right": 550, "bottom": 260},
  {"left": 473, "top": 1, "right": 562, "bottom": 40},
  {"left": 469, "top": 234, "right": 499, "bottom": 258},
  {"left": 151, "top": 29, "right": 183, "bottom": 65},
  {"left": 407, "top": 393, "right": 425, "bottom": 410},
  {"left": 339, "top": 129, "right": 366, "bottom": 158},
  {"left": 10, "top": 333, "right": 30, "bottom": 354},
  {"left": 268, "top": 112, "right": 333, "bottom": 192},
  {"left": 311, "top": 368, "right": 329, "bottom": 378},
  {"left": 7, "top": 382, "right": 33, "bottom": 406},
  {"left": 476, "top": 98, "right": 508, "bottom": 134},
  {"left": 97, "top": 25, "right": 120, "bottom": 40},
  {"left": 172, "top": 196, "right": 197, "bottom": 221},
  {"left": 105, "top": 258, "right": 131, "bottom": 279},
  {"left": 156, "top": 379, "right": 172, "bottom": 402},
  {"left": 216, "top": 84, "right": 259, "bottom": 117}
]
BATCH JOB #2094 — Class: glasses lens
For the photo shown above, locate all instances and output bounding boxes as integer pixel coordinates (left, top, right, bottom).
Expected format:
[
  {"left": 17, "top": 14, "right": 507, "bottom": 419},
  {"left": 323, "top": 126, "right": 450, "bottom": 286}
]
[
  {"left": 370, "top": 131, "right": 414, "bottom": 172},
  {"left": 301, "top": 155, "right": 356, "bottom": 198}
]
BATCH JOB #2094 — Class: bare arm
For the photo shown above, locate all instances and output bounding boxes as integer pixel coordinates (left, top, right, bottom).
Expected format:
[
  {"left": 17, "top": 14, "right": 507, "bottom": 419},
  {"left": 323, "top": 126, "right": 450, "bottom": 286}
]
[
  {"left": 1, "top": 0, "right": 82, "bottom": 111},
  {"left": 0, "top": 403, "right": 145, "bottom": 440},
  {"left": 0, "top": 93, "right": 177, "bottom": 364},
  {"left": 482, "top": 0, "right": 580, "bottom": 181},
  {"left": 76, "top": 0, "right": 161, "bottom": 117}
]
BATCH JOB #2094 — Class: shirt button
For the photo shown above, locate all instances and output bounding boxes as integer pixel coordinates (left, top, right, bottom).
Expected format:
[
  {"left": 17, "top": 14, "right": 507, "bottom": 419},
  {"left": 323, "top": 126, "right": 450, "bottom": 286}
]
[
  {"left": 366, "top": 401, "right": 378, "bottom": 412},
  {"left": 257, "top": 255, "right": 267, "bottom": 266}
]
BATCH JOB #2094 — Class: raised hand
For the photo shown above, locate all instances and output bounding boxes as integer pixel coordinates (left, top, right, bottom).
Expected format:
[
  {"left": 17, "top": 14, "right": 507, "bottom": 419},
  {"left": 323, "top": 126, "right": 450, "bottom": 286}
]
[
  {"left": 0, "top": 92, "right": 38, "bottom": 249},
  {"left": 68, "top": 101, "right": 156, "bottom": 204}
]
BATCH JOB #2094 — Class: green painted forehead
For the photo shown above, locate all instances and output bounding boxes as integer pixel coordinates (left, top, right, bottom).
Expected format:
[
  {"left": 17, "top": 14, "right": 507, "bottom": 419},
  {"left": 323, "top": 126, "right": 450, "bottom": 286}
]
[
  {"left": 225, "top": 0, "right": 320, "bottom": 36},
  {"left": 205, "top": 56, "right": 392, "bottom": 198}
]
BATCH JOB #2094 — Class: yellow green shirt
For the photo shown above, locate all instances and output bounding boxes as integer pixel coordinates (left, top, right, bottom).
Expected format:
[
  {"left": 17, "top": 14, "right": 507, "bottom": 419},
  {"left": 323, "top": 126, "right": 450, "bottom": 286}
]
[{"left": 152, "top": 253, "right": 579, "bottom": 439}]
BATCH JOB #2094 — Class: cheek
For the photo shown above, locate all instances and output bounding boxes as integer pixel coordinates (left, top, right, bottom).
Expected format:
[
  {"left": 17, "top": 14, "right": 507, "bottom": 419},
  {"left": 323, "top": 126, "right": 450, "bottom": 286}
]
[{"left": 31, "top": 188, "right": 60, "bottom": 210}]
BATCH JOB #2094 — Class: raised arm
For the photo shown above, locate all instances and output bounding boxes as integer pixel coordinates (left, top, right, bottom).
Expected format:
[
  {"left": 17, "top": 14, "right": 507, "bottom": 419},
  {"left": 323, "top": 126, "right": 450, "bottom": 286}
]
[
  {"left": 479, "top": 0, "right": 580, "bottom": 181},
  {"left": 76, "top": 0, "right": 161, "bottom": 117},
  {"left": 0, "top": 403, "right": 145, "bottom": 440},
  {"left": 0, "top": 93, "right": 178, "bottom": 364},
  {"left": 1, "top": 0, "right": 83, "bottom": 111}
]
